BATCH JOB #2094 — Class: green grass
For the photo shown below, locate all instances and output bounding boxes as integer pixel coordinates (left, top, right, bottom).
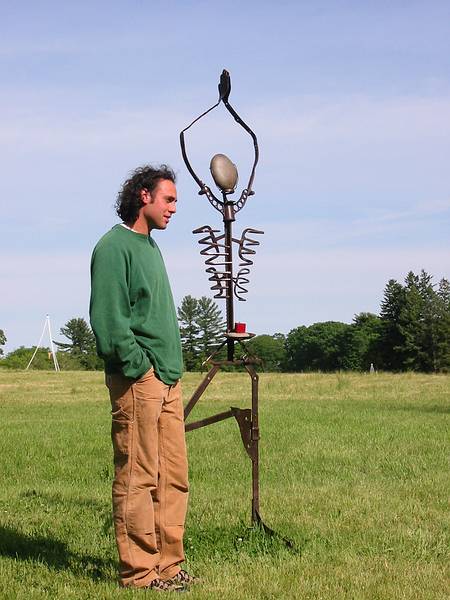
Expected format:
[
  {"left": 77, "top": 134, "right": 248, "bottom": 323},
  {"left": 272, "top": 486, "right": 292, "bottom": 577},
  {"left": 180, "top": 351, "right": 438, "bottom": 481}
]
[{"left": 0, "top": 370, "right": 449, "bottom": 599}]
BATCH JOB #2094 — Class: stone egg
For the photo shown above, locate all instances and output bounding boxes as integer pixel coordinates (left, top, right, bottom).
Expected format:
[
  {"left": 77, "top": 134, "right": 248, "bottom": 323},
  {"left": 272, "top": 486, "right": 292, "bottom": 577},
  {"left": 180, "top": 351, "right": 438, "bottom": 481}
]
[{"left": 210, "top": 153, "right": 238, "bottom": 193}]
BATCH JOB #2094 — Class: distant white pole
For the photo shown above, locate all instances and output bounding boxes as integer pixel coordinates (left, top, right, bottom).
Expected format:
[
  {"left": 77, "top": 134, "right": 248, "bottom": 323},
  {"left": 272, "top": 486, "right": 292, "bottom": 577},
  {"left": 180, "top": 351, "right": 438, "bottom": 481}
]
[
  {"left": 47, "top": 315, "right": 60, "bottom": 372},
  {"left": 26, "top": 315, "right": 60, "bottom": 372},
  {"left": 26, "top": 318, "right": 48, "bottom": 370}
]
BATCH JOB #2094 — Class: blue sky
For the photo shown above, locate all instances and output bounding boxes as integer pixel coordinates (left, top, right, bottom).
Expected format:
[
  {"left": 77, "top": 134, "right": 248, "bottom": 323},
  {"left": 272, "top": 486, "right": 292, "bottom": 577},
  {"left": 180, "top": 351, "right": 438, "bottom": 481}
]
[{"left": 1, "top": 1, "right": 449, "bottom": 353}]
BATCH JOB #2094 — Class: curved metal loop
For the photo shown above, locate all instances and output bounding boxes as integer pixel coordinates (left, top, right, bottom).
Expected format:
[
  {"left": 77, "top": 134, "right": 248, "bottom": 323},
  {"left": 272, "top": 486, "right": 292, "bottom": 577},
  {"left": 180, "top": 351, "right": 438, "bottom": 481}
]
[
  {"left": 179, "top": 98, "right": 224, "bottom": 215},
  {"left": 179, "top": 69, "right": 259, "bottom": 214}
]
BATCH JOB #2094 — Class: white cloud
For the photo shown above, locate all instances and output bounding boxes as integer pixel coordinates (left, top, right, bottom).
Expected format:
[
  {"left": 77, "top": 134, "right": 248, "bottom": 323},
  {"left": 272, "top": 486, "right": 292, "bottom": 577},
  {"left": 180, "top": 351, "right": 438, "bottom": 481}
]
[
  {"left": 2, "top": 92, "right": 449, "bottom": 156},
  {"left": 1, "top": 90, "right": 449, "bottom": 352},
  {"left": 253, "top": 94, "right": 450, "bottom": 144}
]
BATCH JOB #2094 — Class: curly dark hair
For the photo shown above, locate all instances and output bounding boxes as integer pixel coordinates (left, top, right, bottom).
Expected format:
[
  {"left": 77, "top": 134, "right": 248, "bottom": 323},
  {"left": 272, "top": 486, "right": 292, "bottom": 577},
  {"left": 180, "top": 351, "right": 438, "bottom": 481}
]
[{"left": 115, "top": 164, "right": 176, "bottom": 224}]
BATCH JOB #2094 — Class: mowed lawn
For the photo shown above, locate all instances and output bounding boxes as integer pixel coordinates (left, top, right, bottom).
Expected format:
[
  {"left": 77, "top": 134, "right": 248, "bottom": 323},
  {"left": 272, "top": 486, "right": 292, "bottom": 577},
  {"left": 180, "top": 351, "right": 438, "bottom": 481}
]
[{"left": 0, "top": 370, "right": 448, "bottom": 599}]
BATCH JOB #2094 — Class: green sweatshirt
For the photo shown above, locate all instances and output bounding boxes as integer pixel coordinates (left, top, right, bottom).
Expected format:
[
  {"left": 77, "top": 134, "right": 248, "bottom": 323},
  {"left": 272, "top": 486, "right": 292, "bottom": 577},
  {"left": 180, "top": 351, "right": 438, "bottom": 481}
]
[{"left": 89, "top": 224, "right": 183, "bottom": 384}]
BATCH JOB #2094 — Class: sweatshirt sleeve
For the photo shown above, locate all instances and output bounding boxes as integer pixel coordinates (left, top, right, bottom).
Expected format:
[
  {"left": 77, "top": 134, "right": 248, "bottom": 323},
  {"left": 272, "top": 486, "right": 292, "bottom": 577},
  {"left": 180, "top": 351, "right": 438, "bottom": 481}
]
[{"left": 89, "top": 240, "right": 151, "bottom": 379}]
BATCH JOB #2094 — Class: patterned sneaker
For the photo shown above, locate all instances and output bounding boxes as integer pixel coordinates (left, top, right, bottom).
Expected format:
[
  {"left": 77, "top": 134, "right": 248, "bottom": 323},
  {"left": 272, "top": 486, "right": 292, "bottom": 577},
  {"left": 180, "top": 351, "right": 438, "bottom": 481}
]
[
  {"left": 146, "top": 577, "right": 186, "bottom": 592},
  {"left": 169, "top": 570, "right": 198, "bottom": 586}
]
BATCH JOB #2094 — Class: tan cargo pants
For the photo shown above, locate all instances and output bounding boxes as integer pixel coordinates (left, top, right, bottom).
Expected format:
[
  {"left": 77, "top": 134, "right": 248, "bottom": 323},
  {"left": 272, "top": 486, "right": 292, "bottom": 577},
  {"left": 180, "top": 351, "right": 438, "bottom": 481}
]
[{"left": 106, "top": 367, "right": 189, "bottom": 588}]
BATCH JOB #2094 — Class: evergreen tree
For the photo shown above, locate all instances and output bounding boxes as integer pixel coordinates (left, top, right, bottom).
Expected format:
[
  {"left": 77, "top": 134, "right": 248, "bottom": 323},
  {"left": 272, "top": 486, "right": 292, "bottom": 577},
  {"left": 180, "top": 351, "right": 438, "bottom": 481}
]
[
  {"left": 340, "top": 313, "right": 383, "bottom": 371},
  {"left": 177, "top": 295, "right": 200, "bottom": 371},
  {"left": 434, "top": 278, "right": 450, "bottom": 372},
  {"left": 379, "top": 279, "right": 406, "bottom": 370},
  {"left": 196, "top": 296, "right": 225, "bottom": 361},
  {"left": 398, "top": 271, "right": 424, "bottom": 370},
  {"left": 177, "top": 295, "right": 225, "bottom": 369},
  {"left": 416, "top": 270, "right": 439, "bottom": 371},
  {"left": 0, "top": 329, "right": 6, "bottom": 357},
  {"left": 55, "top": 318, "right": 102, "bottom": 370},
  {"left": 379, "top": 270, "right": 450, "bottom": 372}
]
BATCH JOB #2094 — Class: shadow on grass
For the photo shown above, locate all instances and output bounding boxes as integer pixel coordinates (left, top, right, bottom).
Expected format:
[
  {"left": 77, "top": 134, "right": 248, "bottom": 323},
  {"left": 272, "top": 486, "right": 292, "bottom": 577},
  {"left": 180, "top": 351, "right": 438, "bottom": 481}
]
[
  {"left": 8, "top": 490, "right": 303, "bottom": 575},
  {"left": 20, "top": 488, "right": 109, "bottom": 510},
  {"left": 0, "top": 525, "right": 115, "bottom": 582},
  {"left": 184, "top": 521, "right": 305, "bottom": 562},
  {"left": 19, "top": 489, "right": 114, "bottom": 538}
]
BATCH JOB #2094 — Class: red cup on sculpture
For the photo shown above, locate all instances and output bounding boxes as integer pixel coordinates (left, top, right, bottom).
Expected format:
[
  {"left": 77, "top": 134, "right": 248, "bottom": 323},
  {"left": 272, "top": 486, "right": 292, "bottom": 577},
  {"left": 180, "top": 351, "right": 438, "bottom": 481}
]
[{"left": 234, "top": 322, "right": 246, "bottom": 333}]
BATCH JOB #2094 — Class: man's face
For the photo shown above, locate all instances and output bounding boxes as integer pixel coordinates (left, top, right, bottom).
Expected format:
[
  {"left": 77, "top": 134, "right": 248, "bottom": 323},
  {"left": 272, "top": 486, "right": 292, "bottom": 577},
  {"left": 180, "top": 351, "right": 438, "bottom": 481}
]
[{"left": 142, "top": 179, "right": 177, "bottom": 231}]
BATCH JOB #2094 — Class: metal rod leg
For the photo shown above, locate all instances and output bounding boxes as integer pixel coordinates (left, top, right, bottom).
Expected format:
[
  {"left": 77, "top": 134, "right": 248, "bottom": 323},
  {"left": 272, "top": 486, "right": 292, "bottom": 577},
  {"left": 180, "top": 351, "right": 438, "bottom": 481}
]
[
  {"left": 246, "top": 365, "right": 260, "bottom": 525},
  {"left": 252, "top": 438, "right": 259, "bottom": 524}
]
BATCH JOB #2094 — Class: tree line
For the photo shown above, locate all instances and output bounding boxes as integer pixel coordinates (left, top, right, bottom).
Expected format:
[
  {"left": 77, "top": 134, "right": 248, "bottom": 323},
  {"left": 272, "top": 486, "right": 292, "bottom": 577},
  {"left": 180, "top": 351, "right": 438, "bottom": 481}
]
[
  {"left": 178, "top": 270, "right": 449, "bottom": 373},
  {"left": 0, "top": 319, "right": 103, "bottom": 371},
  {"left": 1, "top": 270, "right": 448, "bottom": 372}
]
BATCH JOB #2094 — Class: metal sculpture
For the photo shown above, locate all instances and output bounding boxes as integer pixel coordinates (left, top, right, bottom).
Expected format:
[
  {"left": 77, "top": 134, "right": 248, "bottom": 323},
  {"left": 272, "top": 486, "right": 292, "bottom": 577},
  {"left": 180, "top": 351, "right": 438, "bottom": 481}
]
[{"left": 180, "top": 70, "right": 277, "bottom": 534}]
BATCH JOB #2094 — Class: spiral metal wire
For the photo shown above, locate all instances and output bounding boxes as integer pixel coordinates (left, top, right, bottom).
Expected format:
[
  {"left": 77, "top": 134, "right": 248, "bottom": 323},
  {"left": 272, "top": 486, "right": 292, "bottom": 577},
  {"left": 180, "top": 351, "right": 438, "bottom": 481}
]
[{"left": 193, "top": 225, "right": 263, "bottom": 301}]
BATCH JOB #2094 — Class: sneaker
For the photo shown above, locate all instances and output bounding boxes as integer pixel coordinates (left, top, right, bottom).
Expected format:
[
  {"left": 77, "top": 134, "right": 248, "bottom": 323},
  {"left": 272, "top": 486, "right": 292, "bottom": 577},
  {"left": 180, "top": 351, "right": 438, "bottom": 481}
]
[
  {"left": 169, "top": 570, "right": 198, "bottom": 586},
  {"left": 146, "top": 577, "right": 186, "bottom": 592}
]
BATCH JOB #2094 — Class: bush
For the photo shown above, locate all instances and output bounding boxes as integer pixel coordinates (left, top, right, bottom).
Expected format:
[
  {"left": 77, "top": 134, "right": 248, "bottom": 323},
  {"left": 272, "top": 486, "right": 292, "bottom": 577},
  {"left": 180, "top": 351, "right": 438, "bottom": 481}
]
[{"left": 1, "top": 346, "right": 54, "bottom": 370}]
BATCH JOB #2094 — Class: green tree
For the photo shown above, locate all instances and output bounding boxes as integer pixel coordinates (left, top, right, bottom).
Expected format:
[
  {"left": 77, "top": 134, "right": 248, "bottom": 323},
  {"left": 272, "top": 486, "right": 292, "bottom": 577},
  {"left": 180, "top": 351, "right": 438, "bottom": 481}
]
[
  {"left": 0, "top": 329, "right": 6, "bottom": 357},
  {"left": 379, "top": 270, "right": 449, "bottom": 372},
  {"left": 55, "top": 318, "right": 102, "bottom": 370},
  {"left": 1, "top": 346, "right": 53, "bottom": 370},
  {"left": 56, "top": 318, "right": 96, "bottom": 353},
  {"left": 339, "top": 313, "right": 383, "bottom": 371},
  {"left": 246, "top": 333, "right": 286, "bottom": 371},
  {"left": 415, "top": 270, "right": 440, "bottom": 371},
  {"left": 434, "top": 278, "right": 450, "bottom": 372},
  {"left": 177, "top": 296, "right": 225, "bottom": 370},
  {"left": 177, "top": 295, "right": 200, "bottom": 371},
  {"left": 195, "top": 296, "right": 225, "bottom": 361},
  {"left": 54, "top": 351, "right": 85, "bottom": 370},
  {"left": 398, "top": 271, "right": 424, "bottom": 370},
  {"left": 379, "top": 279, "right": 406, "bottom": 370},
  {"left": 0, "top": 345, "right": 84, "bottom": 370},
  {"left": 285, "top": 321, "right": 350, "bottom": 372}
]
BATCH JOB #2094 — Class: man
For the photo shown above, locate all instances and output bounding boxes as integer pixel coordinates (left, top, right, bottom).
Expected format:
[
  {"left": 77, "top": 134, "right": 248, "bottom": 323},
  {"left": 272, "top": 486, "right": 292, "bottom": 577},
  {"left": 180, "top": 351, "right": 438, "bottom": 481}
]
[{"left": 90, "top": 165, "right": 193, "bottom": 591}]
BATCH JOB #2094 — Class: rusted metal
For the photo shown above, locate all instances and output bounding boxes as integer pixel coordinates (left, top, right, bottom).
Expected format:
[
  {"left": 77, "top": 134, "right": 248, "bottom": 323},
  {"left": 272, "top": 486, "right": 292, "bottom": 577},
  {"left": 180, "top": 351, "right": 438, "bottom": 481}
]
[
  {"left": 192, "top": 226, "right": 229, "bottom": 300},
  {"left": 193, "top": 225, "right": 264, "bottom": 302},
  {"left": 209, "top": 359, "right": 261, "bottom": 367},
  {"left": 185, "top": 409, "right": 234, "bottom": 432},
  {"left": 230, "top": 407, "right": 253, "bottom": 458},
  {"left": 179, "top": 69, "right": 258, "bottom": 217},
  {"left": 233, "top": 228, "right": 264, "bottom": 300},
  {"left": 183, "top": 359, "right": 263, "bottom": 527},
  {"left": 224, "top": 204, "right": 235, "bottom": 360},
  {"left": 245, "top": 364, "right": 260, "bottom": 521},
  {"left": 180, "top": 70, "right": 289, "bottom": 543},
  {"left": 183, "top": 364, "right": 220, "bottom": 421}
]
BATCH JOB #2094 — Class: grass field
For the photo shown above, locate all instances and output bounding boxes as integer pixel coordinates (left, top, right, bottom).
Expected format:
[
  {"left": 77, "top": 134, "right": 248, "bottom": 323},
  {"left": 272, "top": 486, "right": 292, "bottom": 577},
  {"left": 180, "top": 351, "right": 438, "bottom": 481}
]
[{"left": 0, "top": 370, "right": 448, "bottom": 599}]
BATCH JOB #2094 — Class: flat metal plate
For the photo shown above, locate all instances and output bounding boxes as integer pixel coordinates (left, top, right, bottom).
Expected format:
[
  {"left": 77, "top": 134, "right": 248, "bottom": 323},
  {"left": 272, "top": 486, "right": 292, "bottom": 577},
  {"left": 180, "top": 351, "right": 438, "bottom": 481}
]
[{"left": 225, "top": 332, "right": 255, "bottom": 339}]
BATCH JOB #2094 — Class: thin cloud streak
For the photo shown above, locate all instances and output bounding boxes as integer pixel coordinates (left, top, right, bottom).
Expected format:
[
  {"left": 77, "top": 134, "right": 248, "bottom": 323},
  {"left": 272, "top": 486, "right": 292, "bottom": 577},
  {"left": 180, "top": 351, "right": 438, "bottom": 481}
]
[
  {"left": 256, "top": 196, "right": 450, "bottom": 250},
  {"left": 2, "top": 93, "right": 450, "bottom": 150}
]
